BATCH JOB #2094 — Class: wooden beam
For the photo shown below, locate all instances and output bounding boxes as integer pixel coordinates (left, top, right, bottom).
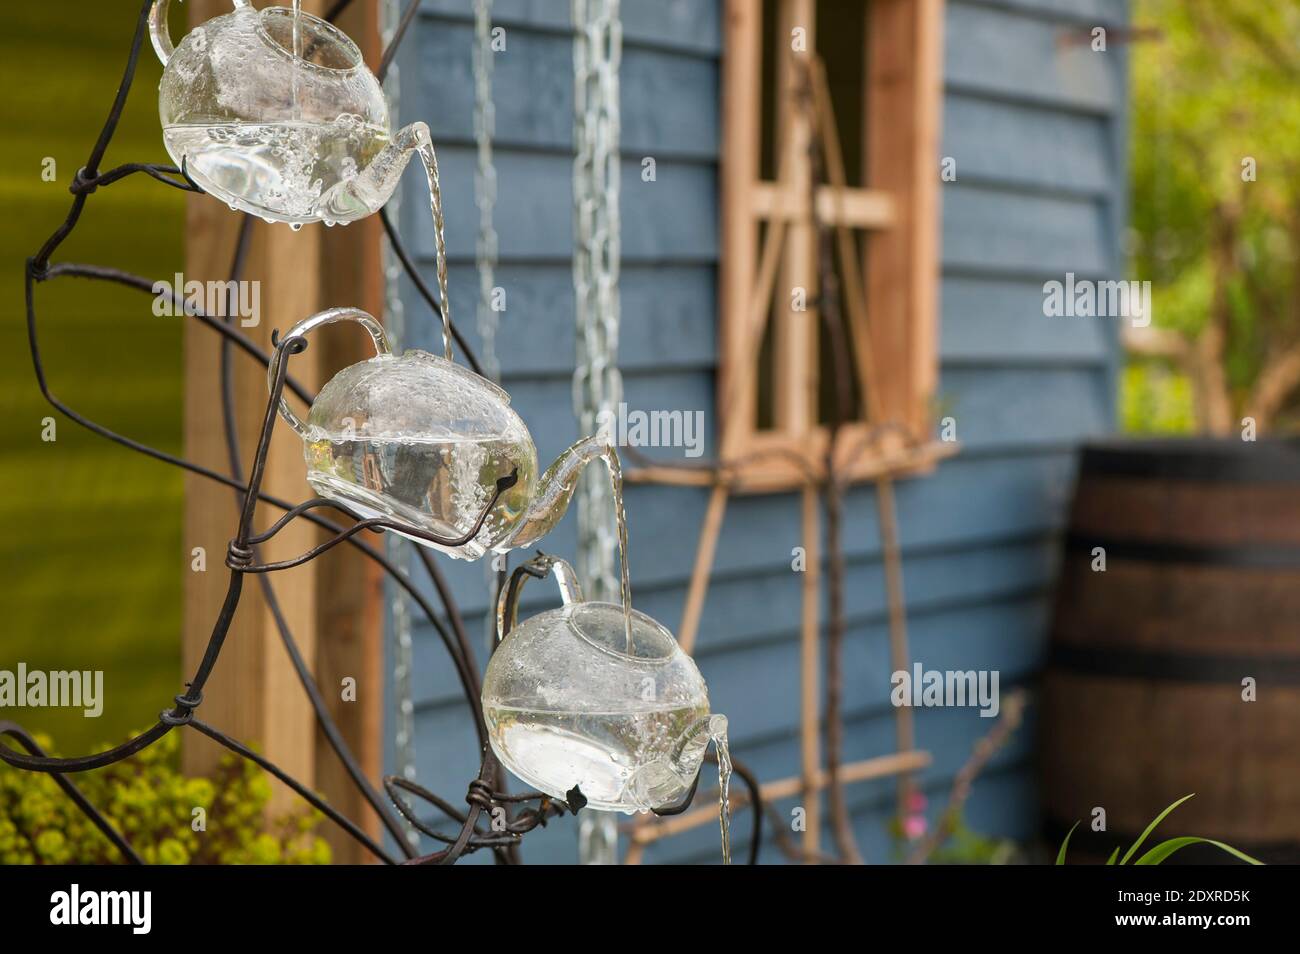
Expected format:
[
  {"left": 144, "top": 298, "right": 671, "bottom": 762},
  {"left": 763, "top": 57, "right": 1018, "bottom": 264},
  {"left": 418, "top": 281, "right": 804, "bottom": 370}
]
[
  {"left": 313, "top": 0, "right": 386, "bottom": 865},
  {"left": 866, "top": 0, "right": 945, "bottom": 437},
  {"left": 799, "top": 486, "right": 822, "bottom": 858},
  {"left": 626, "top": 750, "right": 933, "bottom": 847},
  {"left": 677, "top": 484, "right": 729, "bottom": 655},
  {"left": 752, "top": 182, "right": 895, "bottom": 229},
  {"left": 625, "top": 436, "right": 958, "bottom": 493},
  {"left": 180, "top": 2, "right": 326, "bottom": 802},
  {"left": 182, "top": 1, "right": 385, "bottom": 862},
  {"left": 182, "top": 201, "right": 322, "bottom": 807},
  {"left": 718, "top": 0, "right": 762, "bottom": 457},
  {"left": 876, "top": 476, "right": 918, "bottom": 818},
  {"left": 773, "top": 0, "right": 818, "bottom": 436}
]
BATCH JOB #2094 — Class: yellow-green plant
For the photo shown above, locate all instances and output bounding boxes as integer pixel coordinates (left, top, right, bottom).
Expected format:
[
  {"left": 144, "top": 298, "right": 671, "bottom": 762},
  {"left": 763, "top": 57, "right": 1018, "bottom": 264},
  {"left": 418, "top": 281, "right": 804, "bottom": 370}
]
[
  {"left": 0, "top": 730, "right": 330, "bottom": 864},
  {"left": 1056, "top": 794, "right": 1262, "bottom": 866}
]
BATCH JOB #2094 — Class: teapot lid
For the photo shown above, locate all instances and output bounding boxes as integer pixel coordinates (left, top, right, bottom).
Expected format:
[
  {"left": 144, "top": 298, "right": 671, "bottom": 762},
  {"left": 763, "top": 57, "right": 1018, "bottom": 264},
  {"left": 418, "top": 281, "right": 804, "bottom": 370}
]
[{"left": 306, "top": 350, "right": 530, "bottom": 444}]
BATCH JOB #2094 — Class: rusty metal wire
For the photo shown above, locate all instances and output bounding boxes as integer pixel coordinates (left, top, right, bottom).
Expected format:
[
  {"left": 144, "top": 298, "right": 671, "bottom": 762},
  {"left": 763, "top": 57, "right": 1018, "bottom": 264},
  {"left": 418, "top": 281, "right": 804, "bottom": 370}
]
[{"left": 2, "top": 0, "right": 761, "bottom": 867}]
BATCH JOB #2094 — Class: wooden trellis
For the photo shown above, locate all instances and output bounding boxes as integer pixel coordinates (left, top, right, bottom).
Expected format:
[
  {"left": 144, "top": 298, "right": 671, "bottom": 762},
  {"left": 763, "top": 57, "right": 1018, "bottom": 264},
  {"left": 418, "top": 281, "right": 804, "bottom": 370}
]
[{"left": 622, "top": 0, "right": 952, "bottom": 863}]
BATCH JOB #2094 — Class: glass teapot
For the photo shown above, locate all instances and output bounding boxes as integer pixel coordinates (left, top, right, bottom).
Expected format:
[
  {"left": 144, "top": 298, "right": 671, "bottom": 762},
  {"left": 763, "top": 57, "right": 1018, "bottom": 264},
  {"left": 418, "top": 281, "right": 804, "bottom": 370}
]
[
  {"left": 270, "top": 308, "right": 616, "bottom": 561},
  {"left": 149, "top": 0, "right": 430, "bottom": 226},
  {"left": 482, "top": 555, "right": 728, "bottom": 818}
]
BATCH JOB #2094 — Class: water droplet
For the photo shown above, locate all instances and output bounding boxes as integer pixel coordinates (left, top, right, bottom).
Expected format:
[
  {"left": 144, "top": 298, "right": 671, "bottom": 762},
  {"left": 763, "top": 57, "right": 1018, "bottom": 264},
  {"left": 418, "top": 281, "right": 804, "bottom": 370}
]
[{"left": 289, "top": 222, "right": 303, "bottom": 232}]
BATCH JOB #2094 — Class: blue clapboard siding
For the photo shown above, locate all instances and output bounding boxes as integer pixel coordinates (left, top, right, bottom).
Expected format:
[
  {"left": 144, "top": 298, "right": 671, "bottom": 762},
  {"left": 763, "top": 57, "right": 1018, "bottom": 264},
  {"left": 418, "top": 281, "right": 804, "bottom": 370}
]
[{"left": 387, "top": 0, "right": 1127, "bottom": 863}]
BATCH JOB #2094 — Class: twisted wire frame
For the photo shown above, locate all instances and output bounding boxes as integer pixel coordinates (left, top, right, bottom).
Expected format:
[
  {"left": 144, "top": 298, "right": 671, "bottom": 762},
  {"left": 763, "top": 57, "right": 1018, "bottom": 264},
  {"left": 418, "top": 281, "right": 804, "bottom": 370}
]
[{"left": 2, "top": 0, "right": 762, "bottom": 866}]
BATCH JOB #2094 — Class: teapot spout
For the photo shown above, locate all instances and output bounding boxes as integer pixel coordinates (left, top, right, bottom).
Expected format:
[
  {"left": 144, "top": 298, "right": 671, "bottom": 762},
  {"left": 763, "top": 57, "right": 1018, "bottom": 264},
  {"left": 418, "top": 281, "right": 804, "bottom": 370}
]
[
  {"left": 635, "top": 715, "right": 727, "bottom": 813},
  {"left": 673, "top": 714, "right": 727, "bottom": 771},
  {"left": 318, "top": 121, "right": 431, "bottom": 223},
  {"left": 503, "top": 435, "right": 614, "bottom": 552}
]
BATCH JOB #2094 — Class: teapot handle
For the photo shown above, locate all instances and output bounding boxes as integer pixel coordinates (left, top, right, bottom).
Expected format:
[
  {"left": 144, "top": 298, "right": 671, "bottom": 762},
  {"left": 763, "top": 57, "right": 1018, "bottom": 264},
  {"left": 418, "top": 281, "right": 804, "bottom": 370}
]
[
  {"left": 150, "top": 0, "right": 252, "bottom": 66},
  {"left": 495, "top": 554, "right": 584, "bottom": 646},
  {"left": 268, "top": 307, "right": 392, "bottom": 439}
]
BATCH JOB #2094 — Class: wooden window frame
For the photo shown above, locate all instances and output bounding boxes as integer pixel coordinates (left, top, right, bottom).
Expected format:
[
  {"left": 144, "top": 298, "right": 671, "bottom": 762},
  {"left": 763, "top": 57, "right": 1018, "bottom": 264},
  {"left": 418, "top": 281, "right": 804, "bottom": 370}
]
[{"left": 718, "top": 0, "right": 946, "bottom": 494}]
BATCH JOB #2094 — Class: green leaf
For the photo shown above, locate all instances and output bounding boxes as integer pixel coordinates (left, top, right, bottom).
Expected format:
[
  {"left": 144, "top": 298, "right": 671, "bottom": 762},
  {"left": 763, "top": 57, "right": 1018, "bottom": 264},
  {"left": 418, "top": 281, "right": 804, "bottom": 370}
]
[
  {"left": 1056, "top": 821, "right": 1079, "bottom": 865},
  {"left": 1134, "top": 836, "right": 1264, "bottom": 866},
  {"left": 1120, "top": 793, "right": 1196, "bottom": 865},
  {"left": 1105, "top": 846, "right": 1120, "bottom": 865}
]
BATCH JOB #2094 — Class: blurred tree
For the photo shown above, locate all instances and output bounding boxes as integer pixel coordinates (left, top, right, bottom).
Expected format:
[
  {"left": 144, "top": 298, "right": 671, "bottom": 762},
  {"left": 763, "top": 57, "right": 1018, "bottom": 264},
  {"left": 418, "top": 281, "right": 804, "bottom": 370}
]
[{"left": 1128, "top": 0, "right": 1300, "bottom": 433}]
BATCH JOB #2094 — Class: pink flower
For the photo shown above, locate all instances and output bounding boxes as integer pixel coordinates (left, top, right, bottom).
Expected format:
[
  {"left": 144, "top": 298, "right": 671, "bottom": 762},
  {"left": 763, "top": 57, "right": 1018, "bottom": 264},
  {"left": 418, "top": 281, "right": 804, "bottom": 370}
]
[{"left": 902, "top": 790, "right": 928, "bottom": 839}]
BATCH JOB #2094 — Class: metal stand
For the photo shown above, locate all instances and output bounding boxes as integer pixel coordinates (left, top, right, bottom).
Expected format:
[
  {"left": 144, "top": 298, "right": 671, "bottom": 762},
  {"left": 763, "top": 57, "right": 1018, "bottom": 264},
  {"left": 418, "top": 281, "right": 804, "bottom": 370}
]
[{"left": 6, "top": 0, "right": 764, "bottom": 866}]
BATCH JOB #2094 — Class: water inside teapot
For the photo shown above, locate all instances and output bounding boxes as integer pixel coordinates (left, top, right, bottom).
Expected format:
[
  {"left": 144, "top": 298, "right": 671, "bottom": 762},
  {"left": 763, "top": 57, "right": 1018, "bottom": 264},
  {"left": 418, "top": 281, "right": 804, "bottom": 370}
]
[
  {"left": 305, "top": 432, "right": 524, "bottom": 559},
  {"left": 485, "top": 703, "right": 733, "bottom": 863},
  {"left": 163, "top": 116, "right": 390, "bottom": 224},
  {"left": 484, "top": 701, "right": 707, "bottom": 812}
]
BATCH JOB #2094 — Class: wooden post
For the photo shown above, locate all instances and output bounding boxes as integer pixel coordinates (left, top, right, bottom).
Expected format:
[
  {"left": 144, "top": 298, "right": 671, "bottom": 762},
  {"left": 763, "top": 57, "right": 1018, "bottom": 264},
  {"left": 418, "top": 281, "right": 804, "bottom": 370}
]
[
  {"left": 182, "top": 159, "right": 323, "bottom": 807},
  {"left": 313, "top": 0, "right": 387, "bottom": 866},
  {"left": 866, "top": 0, "right": 944, "bottom": 436},
  {"left": 774, "top": 0, "right": 818, "bottom": 436},
  {"left": 798, "top": 486, "right": 823, "bottom": 857},
  {"left": 677, "top": 485, "right": 728, "bottom": 655},
  {"left": 181, "top": 0, "right": 385, "bottom": 862},
  {"left": 718, "top": 0, "right": 762, "bottom": 450}
]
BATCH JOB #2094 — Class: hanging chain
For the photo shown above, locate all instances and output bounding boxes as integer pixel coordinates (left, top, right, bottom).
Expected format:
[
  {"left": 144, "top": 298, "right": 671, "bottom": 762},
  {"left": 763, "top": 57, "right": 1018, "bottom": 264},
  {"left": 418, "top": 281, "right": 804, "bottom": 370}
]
[
  {"left": 473, "top": 0, "right": 504, "bottom": 651},
  {"left": 572, "top": 0, "right": 623, "bottom": 866},
  {"left": 572, "top": 0, "right": 623, "bottom": 604},
  {"left": 380, "top": 0, "right": 419, "bottom": 847},
  {"left": 473, "top": 0, "right": 501, "bottom": 384}
]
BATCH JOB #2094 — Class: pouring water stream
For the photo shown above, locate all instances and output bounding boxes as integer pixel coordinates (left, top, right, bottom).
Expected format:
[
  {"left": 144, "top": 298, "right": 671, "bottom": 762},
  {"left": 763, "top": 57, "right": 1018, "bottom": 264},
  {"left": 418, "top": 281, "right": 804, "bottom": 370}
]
[
  {"left": 713, "top": 728, "right": 733, "bottom": 865},
  {"left": 598, "top": 444, "right": 635, "bottom": 653},
  {"left": 290, "top": 0, "right": 303, "bottom": 121},
  {"left": 411, "top": 134, "right": 455, "bottom": 363}
]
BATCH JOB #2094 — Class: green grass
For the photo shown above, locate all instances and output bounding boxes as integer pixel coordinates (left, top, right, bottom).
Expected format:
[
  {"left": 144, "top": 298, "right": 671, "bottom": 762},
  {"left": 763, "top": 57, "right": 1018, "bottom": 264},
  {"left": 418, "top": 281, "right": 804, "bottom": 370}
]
[
  {"left": 0, "top": 4, "right": 184, "bottom": 752},
  {"left": 1056, "top": 795, "right": 1264, "bottom": 866}
]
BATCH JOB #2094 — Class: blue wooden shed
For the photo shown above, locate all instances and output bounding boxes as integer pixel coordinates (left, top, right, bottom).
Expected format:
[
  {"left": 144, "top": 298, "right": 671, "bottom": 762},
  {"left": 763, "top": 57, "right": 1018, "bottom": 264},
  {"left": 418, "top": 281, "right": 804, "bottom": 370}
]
[{"left": 386, "top": 0, "right": 1129, "bottom": 863}]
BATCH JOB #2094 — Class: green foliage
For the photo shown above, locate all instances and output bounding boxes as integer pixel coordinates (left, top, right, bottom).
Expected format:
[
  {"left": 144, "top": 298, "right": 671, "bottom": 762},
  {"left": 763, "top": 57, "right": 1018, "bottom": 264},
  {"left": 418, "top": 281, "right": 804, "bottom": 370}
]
[
  {"left": 1055, "top": 794, "right": 1263, "bottom": 866},
  {"left": 1120, "top": 362, "right": 1196, "bottom": 433},
  {"left": 0, "top": 731, "right": 331, "bottom": 865},
  {"left": 1056, "top": 821, "right": 1078, "bottom": 865},
  {"left": 887, "top": 809, "right": 1020, "bottom": 864},
  {"left": 1128, "top": 0, "right": 1300, "bottom": 429},
  {"left": 925, "top": 810, "right": 1019, "bottom": 865}
]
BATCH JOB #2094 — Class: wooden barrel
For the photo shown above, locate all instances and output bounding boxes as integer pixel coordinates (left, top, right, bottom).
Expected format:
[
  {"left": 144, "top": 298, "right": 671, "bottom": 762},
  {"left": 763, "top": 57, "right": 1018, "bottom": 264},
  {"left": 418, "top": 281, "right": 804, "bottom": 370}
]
[{"left": 1042, "top": 438, "right": 1300, "bottom": 864}]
